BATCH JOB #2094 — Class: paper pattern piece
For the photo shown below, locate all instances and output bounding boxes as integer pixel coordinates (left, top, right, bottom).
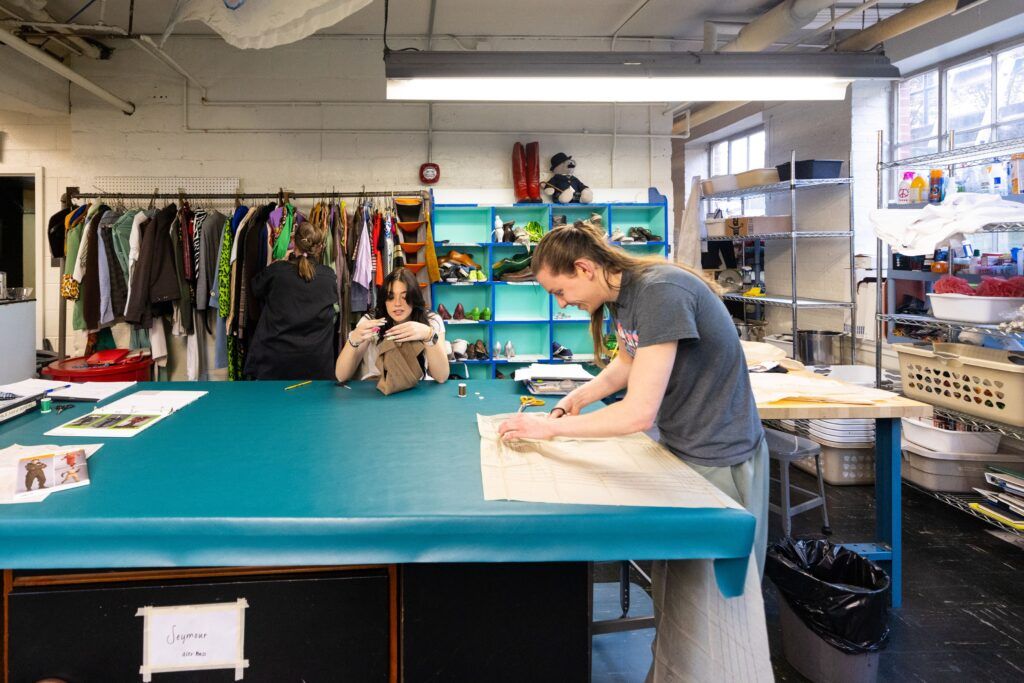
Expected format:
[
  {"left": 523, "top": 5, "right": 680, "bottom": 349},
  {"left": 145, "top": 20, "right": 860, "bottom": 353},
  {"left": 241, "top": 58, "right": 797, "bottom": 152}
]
[
  {"left": 0, "top": 444, "right": 103, "bottom": 504},
  {"left": 137, "top": 599, "right": 249, "bottom": 682},
  {"left": 478, "top": 414, "right": 740, "bottom": 509},
  {"left": 49, "top": 381, "right": 137, "bottom": 401},
  {"left": 749, "top": 372, "right": 897, "bottom": 406}
]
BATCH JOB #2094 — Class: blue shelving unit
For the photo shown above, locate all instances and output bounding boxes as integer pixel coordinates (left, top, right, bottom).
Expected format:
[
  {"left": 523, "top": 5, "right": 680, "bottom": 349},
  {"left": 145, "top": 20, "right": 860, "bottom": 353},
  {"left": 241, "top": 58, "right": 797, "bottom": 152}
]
[{"left": 430, "top": 197, "right": 670, "bottom": 378}]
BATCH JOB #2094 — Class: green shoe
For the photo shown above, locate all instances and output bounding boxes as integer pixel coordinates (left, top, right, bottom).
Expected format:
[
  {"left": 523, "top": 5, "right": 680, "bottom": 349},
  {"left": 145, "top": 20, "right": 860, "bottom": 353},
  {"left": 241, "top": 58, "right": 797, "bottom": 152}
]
[
  {"left": 491, "top": 252, "right": 532, "bottom": 279},
  {"left": 480, "top": 307, "right": 491, "bottom": 321},
  {"left": 468, "top": 306, "right": 481, "bottom": 321}
]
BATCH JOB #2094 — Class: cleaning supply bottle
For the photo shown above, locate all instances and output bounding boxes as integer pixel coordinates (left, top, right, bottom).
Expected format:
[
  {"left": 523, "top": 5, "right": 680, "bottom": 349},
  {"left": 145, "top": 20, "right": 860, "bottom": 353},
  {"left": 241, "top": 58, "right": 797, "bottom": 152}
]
[
  {"left": 989, "top": 164, "right": 1006, "bottom": 195},
  {"left": 928, "top": 169, "right": 944, "bottom": 204},
  {"left": 910, "top": 173, "right": 928, "bottom": 203},
  {"left": 897, "top": 172, "right": 915, "bottom": 204}
]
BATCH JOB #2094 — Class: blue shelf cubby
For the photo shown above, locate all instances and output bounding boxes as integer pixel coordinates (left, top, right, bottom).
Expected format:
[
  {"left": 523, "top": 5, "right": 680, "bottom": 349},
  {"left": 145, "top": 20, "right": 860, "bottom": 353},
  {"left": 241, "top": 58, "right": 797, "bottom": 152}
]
[{"left": 430, "top": 196, "right": 669, "bottom": 377}]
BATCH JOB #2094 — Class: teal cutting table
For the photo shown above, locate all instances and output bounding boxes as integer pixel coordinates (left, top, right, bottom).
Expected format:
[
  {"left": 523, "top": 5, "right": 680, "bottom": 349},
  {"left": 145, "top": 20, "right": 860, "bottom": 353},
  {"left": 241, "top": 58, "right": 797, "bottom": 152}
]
[{"left": 0, "top": 380, "right": 756, "bottom": 682}]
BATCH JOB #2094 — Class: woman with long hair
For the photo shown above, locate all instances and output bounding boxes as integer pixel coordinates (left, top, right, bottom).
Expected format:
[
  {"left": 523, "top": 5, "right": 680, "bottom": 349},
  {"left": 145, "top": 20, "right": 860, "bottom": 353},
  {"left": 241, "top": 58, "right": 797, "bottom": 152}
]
[
  {"left": 497, "top": 222, "right": 770, "bottom": 681},
  {"left": 335, "top": 267, "right": 449, "bottom": 383},
  {"left": 244, "top": 221, "right": 338, "bottom": 380}
]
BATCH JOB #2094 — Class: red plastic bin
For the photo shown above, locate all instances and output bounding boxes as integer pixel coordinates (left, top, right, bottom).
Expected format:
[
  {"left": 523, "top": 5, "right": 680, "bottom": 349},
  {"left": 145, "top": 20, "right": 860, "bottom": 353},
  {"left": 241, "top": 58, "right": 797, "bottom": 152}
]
[{"left": 42, "top": 353, "right": 153, "bottom": 382}]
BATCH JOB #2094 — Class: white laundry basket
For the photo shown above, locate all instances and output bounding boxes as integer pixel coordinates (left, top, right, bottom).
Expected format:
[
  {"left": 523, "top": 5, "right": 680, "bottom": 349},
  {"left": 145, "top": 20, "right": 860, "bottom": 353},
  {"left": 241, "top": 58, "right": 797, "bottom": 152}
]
[{"left": 896, "top": 343, "right": 1024, "bottom": 427}]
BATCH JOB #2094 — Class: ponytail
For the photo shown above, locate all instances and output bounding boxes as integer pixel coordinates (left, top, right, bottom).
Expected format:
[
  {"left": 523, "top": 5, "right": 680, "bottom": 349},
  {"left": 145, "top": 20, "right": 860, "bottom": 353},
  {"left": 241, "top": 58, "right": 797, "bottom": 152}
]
[
  {"left": 291, "top": 221, "right": 325, "bottom": 282},
  {"left": 532, "top": 222, "right": 720, "bottom": 366}
]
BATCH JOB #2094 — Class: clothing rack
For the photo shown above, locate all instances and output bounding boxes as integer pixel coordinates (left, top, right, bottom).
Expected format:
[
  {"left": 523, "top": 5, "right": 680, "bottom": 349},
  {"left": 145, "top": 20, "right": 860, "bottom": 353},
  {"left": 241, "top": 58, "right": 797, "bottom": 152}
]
[{"left": 57, "top": 186, "right": 430, "bottom": 361}]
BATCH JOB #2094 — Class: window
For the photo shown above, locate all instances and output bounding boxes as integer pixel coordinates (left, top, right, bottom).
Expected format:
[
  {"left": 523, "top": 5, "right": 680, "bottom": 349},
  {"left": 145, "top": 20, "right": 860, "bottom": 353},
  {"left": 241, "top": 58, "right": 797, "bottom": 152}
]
[
  {"left": 708, "top": 128, "right": 766, "bottom": 216},
  {"left": 895, "top": 41, "right": 1024, "bottom": 154},
  {"left": 893, "top": 40, "right": 1024, "bottom": 194}
]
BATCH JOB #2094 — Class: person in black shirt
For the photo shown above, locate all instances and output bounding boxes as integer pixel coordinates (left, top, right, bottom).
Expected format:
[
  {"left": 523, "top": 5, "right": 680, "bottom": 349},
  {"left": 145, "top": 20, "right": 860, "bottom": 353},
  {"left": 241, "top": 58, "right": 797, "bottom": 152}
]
[{"left": 244, "top": 221, "right": 339, "bottom": 380}]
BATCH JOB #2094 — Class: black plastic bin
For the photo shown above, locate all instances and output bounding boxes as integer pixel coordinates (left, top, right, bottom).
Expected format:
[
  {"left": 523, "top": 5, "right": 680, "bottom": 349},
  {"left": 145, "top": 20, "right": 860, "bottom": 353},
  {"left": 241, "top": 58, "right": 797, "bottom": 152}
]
[
  {"left": 767, "top": 539, "right": 890, "bottom": 683},
  {"left": 776, "top": 159, "right": 844, "bottom": 181}
]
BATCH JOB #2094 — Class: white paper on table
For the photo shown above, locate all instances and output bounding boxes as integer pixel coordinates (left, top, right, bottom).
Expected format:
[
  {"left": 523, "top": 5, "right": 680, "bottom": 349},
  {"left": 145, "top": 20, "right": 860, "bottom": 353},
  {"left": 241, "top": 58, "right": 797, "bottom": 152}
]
[
  {"left": 0, "top": 378, "right": 74, "bottom": 398},
  {"left": 478, "top": 414, "right": 740, "bottom": 509},
  {"left": 512, "top": 363, "right": 594, "bottom": 382},
  {"left": 748, "top": 372, "right": 896, "bottom": 405},
  {"left": 100, "top": 390, "right": 207, "bottom": 414},
  {"left": 49, "top": 381, "right": 137, "bottom": 402},
  {"left": 137, "top": 599, "right": 249, "bottom": 682},
  {"left": 0, "top": 443, "right": 103, "bottom": 504},
  {"left": 44, "top": 390, "right": 208, "bottom": 438}
]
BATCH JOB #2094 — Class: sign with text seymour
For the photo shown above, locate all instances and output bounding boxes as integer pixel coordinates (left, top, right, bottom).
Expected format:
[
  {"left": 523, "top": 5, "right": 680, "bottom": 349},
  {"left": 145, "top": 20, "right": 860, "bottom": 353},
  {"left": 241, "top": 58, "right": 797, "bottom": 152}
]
[{"left": 136, "top": 599, "right": 250, "bottom": 681}]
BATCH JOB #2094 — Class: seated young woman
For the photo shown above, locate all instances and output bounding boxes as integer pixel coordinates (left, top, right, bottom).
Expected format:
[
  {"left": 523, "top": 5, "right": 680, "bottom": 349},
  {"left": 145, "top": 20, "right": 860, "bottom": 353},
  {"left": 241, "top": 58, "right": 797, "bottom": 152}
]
[
  {"left": 335, "top": 267, "right": 449, "bottom": 383},
  {"left": 244, "top": 221, "right": 339, "bottom": 380}
]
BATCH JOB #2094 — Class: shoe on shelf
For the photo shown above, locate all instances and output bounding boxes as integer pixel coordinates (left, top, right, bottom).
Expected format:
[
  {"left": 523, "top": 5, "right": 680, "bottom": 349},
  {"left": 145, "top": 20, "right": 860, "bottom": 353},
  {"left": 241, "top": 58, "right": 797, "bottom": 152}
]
[
  {"left": 467, "top": 306, "right": 481, "bottom": 321},
  {"left": 552, "top": 342, "right": 573, "bottom": 360},
  {"left": 502, "top": 224, "right": 516, "bottom": 243},
  {"left": 505, "top": 340, "right": 515, "bottom": 359},
  {"left": 439, "top": 250, "right": 481, "bottom": 269},
  {"left": 499, "top": 264, "right": 535, "bottom": 283},
  {"left": 610, "top": 229, "right": 630, "bottom": 242},
  {"left": 492, "top": 252, "right": 532, "bottom": 279},
  {"left": 495, "top": 369, "right": 505, "bottom": 379},
  {"left": 437, "top": 303, "right": 452, "bottom": 320},
  {"left": 493, "top": 340, "right": 503, "bottom": 359},
  {"left": 473, "top": 269, "right": 488, "bottom": 282},
  {"left": 589, "top": 212, "right": 603, "bottom": 226},
  {"left": 441, "top": 262, "right": 471, "bottom": 282},
  {"left": 451, "top": 338, "right": 469, "bottom": 361},
  {"left": 473, "top": 339, "right": 489, "bottom": 360},
  {"left": 480, "top": 307, "right": 491, "bottom": 321},
  {"left": 453, "top": 303, "right": 466, "bottom": 320},
  {"left": 628, "top": 226, "right": 658, "bottom": 242},
  {"left": 553, "top": 214, "right": 567, "bottom": 227}
]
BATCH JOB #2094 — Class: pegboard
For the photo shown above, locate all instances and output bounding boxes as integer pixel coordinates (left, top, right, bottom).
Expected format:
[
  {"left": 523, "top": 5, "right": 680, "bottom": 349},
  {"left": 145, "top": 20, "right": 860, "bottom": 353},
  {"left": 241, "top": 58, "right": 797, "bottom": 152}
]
[{"left": 92, "top": 176, "right": 241, "bottom": 208}]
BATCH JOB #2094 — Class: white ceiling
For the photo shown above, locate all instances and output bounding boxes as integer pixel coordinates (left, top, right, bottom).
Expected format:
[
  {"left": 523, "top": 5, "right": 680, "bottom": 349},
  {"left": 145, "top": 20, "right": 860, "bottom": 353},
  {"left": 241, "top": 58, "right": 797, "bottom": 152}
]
[{"left": 19, "top": 1, "right": 924, "bottom": 47}]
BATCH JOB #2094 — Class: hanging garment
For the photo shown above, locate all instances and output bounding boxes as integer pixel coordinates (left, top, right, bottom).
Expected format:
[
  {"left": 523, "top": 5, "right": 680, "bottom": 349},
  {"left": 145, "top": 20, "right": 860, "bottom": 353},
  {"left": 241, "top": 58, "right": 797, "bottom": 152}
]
[
  {"left": 242, "top": 260, "right": 339, "bottom": 380},
  {"left": 125, "top": 209, "right": 152, "bottom": 296},
  {"left": 269, "top": 203, "right": 306, "bottom": 261},
  {"left": 80, "top": 206, "right": 110, "bottom": 331},
  {"left": 47, "top": 207, "right": 72, "bottom": 260},
  {"left": 110, "top": 210, "right": 139, "bottom": 280},
  {"left": 195, "top": 209, "right": 226, "bottom": 312},
  {"left": 351, "top": 205, "right": 373, "bottom": 312},
  {"left": 191, "top": 209, "right": 207, "bottom": 283},
  {"left": 169, "top": 212, "right": 195, "bottom": 335},
  {"left": 99, "top": 223, "right": 128, "bottom": 325},
  {"left": 125, "top": 204, "right": 180, "bottom": 328},
  {"left": 97, "top": 227, "right": 115, "bottom": 328},
  {"left": 61, "top": 205, "right": 88, "bottom": 301}
]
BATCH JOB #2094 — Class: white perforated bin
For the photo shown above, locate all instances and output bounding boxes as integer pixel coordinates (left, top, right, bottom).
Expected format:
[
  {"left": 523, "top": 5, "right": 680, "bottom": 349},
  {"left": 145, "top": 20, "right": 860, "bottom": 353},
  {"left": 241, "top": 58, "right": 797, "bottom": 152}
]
[
  {"left": 794, "top": 444, "right": 875, "bottom": 486},
  {"left": 896, "top": 343, "right": 1024, "bottom": 427}
]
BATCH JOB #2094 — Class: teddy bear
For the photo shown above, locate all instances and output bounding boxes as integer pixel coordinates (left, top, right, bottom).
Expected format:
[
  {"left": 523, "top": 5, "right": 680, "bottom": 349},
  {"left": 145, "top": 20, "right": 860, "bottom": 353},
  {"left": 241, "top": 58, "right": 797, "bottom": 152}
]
[{"left": 542, "top": 152, "right": 593, "bottom": 204}]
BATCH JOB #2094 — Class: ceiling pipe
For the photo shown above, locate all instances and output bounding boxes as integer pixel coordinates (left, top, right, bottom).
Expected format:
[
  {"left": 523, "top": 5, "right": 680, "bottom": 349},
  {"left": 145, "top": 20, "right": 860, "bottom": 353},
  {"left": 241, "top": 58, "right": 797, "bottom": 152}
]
[
  {"left": 4, "top": 0, "right": 102, "bottom": 59},
  {"left": 678, "top": 0, "right": 963, "bottom": 131},
  {"left": 0, "top": 25, "right": 134, "bottom": 114},
  {"left": 724, "top": 0, "right": 836, "bottom": 52}
]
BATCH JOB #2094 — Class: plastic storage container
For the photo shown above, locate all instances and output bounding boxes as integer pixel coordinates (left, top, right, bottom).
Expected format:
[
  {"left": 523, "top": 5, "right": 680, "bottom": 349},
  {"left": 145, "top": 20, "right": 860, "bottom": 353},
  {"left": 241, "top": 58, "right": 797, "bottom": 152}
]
[
  {"left": 42, "top": 354, "right": 153, "bottom": 382},
  {"left": 901, "top": 416, "right": 1002, "bottom": 454},
  {"left": 701, "top": 174, "right": 738, "bottom": 195},
  {"left": 896, "top": 343, "right": 1024, "bottom": 427},
  {"left": 901, "top": 438, "right": 1024, "bottom": 492},
  {"left": 736, "top": 168, "right": 781, "bottom": 188},
  {"left": 795, "top": 444, "right": 875, "bottom": 485},
  {"left": 776, "top": 159, "right": 844, "bottom": 181},
  {"left": 926, "top": 293, "right": 1024, "bottom": 323}
]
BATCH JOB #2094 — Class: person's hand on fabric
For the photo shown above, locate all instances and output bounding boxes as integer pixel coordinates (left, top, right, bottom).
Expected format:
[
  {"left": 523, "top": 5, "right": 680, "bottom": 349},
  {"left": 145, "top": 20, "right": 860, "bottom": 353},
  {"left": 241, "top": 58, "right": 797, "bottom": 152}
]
[
  {"left": 498, "top": 413, "right": 556, "bottom": 441},
  {"left": 387, "top": 321, "right": 433, "bottom": 343},
  {"left": 551, "top": 390, "right": 588, "bottom": 418},
  {"left": 352, "top": 316, "right": 386, "bottom": 345}
]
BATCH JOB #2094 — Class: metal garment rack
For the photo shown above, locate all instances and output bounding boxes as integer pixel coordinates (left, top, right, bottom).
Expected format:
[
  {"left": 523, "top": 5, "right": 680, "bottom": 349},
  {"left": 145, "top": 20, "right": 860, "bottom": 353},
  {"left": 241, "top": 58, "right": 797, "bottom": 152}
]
[
  {"left": 56, "top": 186, "right": 428, "bottom": 360},
  {"left": 701, "top": 150, "right": 857, "bottom": 360}
]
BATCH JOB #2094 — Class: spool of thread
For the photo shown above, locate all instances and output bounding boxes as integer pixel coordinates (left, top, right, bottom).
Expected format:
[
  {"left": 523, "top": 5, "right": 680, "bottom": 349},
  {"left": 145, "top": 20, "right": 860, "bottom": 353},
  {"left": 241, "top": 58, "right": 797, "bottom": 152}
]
[
  {"left": 458, "top": 383, "right": 467, "bottom": 398},
  {"left": 40, "top": 397, "right": 52, "bottom": 414}
]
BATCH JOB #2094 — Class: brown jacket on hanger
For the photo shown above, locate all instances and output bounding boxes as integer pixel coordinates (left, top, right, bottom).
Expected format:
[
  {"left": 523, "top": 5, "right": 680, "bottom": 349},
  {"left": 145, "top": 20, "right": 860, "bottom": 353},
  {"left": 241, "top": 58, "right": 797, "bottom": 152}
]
[
  {"left": 376, "top": 338, "right": 423, "bottom": 395},
  {"left": 125, "top": 203, "right": 180, "bottom": 327}
]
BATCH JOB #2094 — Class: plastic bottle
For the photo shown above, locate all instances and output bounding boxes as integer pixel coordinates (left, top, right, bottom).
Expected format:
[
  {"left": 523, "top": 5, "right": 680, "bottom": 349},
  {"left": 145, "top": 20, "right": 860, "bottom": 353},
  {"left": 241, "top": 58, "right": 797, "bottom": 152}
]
[
  {"left": 910, "top": 173, "right": 928, "bottom": 203},
  {"left": 928, "top": 169, "right": 944, "bottom": 204},
  {"left": 897, "top": 171, "right": 915, "bottom": 204},
  {"left": 989, "top": 164, "right": 1007, "bottom": 195}
]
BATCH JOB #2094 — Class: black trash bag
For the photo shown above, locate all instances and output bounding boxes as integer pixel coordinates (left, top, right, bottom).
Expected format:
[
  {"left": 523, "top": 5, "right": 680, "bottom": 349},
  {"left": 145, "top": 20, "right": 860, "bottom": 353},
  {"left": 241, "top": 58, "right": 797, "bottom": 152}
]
[{"left": 766, "top": 538, "right": 890, "bottom": 655}]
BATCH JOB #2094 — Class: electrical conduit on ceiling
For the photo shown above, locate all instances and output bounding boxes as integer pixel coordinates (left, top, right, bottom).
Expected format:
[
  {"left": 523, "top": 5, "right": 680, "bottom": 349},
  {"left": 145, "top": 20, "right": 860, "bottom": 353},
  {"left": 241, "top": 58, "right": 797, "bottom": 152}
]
[
  {"left": 0, "top": 25, "right": 134, "bottom": 114},
  {"left": 680, "top": 0, "right": 963, "bottom": 131}
]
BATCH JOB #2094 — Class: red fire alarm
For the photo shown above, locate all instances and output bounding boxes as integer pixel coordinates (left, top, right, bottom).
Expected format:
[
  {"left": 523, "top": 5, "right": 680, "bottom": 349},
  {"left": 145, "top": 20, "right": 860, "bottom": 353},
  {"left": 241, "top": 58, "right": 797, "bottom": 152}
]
[{"left": 419, "top": 163, "right": 441, "bottom": 185}]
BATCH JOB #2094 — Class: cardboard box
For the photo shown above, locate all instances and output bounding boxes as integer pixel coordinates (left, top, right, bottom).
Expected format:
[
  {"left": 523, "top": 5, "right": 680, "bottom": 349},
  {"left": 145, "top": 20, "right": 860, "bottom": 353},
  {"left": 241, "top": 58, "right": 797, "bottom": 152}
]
[{"left": 705, "top": 215, "right": 792, "bottom": 237}]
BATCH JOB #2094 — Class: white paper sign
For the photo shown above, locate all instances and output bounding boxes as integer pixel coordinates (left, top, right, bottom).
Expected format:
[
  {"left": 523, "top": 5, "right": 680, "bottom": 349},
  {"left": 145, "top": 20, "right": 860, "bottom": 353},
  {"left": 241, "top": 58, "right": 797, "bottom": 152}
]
[{"left": 136, "top": 599, "right": 249, "bottom": 681}]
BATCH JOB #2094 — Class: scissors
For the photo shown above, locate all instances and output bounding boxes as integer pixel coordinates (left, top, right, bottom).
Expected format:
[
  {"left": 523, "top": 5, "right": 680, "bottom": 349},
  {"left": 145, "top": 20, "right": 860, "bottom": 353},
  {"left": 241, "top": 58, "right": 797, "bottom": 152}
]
[{"left": 518, "top": 396, "right": 546, "bottom": 412}]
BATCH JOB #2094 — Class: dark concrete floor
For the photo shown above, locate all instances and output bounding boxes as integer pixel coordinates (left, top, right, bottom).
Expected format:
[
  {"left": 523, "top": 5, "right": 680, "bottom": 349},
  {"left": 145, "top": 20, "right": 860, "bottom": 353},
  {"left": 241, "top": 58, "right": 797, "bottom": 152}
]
[{"left": 592, "top": 466, "right": 1024, "bottom": 682}]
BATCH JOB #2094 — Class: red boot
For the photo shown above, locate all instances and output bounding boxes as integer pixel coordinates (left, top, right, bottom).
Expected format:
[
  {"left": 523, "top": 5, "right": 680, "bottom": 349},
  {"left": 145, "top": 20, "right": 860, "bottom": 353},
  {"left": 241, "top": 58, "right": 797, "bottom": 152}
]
[
  {"left": 512, "top": 142, "right": 529, "bottom": 203},
  {"left": 525, "top": 141, "right": 541, "bottom": 202}
]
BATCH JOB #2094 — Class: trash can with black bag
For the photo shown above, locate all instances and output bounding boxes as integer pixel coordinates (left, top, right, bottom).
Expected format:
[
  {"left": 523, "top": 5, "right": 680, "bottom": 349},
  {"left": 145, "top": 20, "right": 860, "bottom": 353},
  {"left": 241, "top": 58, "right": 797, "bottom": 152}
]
[{"left": 766, "top": 538, "right": 890, "bottom": 683}]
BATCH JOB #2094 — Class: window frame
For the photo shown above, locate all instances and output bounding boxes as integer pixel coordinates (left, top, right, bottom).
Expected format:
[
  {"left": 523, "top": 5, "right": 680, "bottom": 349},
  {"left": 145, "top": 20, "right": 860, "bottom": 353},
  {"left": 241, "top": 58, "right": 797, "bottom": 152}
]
[
  {"left": 892, "top": 36, "right": 1024, "bottom": 157},
  {"left": 706, "top": 125, "right": 767, "bottom": 216}
]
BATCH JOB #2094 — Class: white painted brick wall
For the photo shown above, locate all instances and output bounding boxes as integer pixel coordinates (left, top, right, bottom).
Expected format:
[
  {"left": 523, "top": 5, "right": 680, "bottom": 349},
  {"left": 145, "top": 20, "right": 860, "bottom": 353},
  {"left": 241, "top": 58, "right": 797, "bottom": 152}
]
[{"left": 1, "top": 35, "right": 673, "bottom": 352}]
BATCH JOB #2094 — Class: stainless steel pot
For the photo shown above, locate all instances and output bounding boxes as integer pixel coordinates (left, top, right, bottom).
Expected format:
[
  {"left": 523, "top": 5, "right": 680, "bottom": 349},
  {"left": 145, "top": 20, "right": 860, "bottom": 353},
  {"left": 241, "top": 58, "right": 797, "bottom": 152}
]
[{"left": 796, "top": 330, "right": 852, "bottom": 365}]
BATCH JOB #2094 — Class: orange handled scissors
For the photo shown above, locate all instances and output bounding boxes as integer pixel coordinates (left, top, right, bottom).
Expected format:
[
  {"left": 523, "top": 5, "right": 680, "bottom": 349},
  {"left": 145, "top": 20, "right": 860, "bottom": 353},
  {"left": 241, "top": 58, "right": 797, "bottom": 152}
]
[{"left": 518, "top": 396, "right": 546, "bottom": 412}]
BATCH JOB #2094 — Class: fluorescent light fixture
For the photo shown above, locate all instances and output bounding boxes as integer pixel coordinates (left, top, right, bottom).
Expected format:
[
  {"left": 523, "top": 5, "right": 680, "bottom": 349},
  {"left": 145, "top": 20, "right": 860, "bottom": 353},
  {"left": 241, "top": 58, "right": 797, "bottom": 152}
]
[{"left": 385, "top": 51, "right": 900, "bottom": 103}]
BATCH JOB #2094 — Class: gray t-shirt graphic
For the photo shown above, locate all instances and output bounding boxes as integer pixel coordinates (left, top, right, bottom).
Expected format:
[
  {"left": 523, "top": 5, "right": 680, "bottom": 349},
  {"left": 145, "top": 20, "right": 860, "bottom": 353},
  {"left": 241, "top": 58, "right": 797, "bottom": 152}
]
[{"left": 610, "top": 265, "right": 763, "bottom": 467}]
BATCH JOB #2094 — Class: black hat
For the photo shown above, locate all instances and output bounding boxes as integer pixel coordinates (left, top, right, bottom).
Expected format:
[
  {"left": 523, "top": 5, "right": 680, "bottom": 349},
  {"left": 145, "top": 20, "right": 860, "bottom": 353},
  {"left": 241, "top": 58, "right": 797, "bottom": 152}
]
[{"left": 549, "top": 153, "right": 573, "bottom": 171}]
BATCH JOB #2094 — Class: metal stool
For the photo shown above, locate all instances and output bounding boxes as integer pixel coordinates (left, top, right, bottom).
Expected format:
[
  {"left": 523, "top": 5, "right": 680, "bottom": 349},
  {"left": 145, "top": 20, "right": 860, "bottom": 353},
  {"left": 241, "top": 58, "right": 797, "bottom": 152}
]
[{"left": 765, "top": 427, "right": 832, "bottom": 537}]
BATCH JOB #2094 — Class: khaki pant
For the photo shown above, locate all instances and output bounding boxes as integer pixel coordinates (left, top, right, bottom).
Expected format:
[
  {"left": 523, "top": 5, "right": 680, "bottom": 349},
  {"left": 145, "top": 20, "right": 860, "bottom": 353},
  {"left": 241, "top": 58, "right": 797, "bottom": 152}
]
[{"left": 646, "top": 439, "right": 773, "bottom": 683}]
